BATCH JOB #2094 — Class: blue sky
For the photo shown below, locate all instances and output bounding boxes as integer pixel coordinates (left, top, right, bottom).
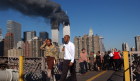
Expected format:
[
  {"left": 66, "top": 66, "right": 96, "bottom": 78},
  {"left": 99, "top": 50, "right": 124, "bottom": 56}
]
[{"left": 0, "top": 0, "right": 140, "bottom": 50}]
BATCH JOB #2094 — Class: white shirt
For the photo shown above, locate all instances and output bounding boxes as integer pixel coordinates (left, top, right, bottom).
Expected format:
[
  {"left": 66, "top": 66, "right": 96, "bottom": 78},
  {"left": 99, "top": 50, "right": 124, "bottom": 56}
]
[
  {"left": 63, "top": 41, "right": 75, "bottom": 63},
  {"left": 109, "top": 53, "right": 113, "bottom": 57}
]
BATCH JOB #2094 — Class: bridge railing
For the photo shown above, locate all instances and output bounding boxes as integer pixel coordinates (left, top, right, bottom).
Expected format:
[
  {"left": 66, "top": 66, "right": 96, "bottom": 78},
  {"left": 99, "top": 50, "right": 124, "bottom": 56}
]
[
  {"left": 0, "top": 56, "right": 80, "bottom": 81},
  {"left": 129, "top": 51, "right": 140, "bottom": 81}
]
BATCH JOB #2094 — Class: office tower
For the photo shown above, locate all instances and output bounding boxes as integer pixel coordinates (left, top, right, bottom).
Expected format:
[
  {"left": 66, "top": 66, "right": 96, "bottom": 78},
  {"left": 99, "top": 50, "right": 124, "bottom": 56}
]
[
  {"left": 52, "top": 29, "right": 59, "bottom": 43},
  {"left": 23, "top": 40, "right": 32, "bottom": 57},
  {"left": 74, "top": 29, "right": 104, "bottom": 58},
  {"left": 93, "top": 35, "right": 100, "bottom": 53},
  {"left": 130, "top": 47, "right": 135, "bottom": 51},
  {"left": 0, "top": 28, "right": 3, "bottom": 42},
  {"left": 8, "top": 48, "right": 23, "bottom": 57},
  {"left": 7, "top": 20, "right": 21, "bottom": 48},
  {"left": 89, "top": 28, "right": 94, "bottom": 36},
  {"left": 0, "top": 39, "right": 4, "bottom": 56},
  {"left": 135, "top": 36, "right": 140, "bottom": 51},
  {"left": 51, "top": 20, "right": 59, "bottom": 44},
  {"left": 24, "top": 31, "right": 36, "bottom": 41},
  {"left": 4, "top": 33, "right": 14, "bottom": 56},
  {"left": 32, "top": 37, "right": 42, "bottom": 57},
  {"left": 122, "top": 42, "right": 130, "bottom": 51},
  {"left": 99, "top": 36, "right": 105, "bottom": 53},
  {"left": 63, "top": 24, "right": 70, "bottom": 37},
  {"left": 23, "top": 37, "right": 42, "bottom": 57},
  {"left": 39, "top": 32, "right": 49, "bottom": 41}
]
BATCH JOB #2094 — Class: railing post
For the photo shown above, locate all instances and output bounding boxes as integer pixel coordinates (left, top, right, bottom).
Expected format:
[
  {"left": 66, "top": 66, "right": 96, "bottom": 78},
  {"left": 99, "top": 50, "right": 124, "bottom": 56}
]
[
  {"left": 19, "top": 56, "right": 24, "bottom": 81},
  {"left": 123, "top": 51, "right": 130, "bottom": 81}
]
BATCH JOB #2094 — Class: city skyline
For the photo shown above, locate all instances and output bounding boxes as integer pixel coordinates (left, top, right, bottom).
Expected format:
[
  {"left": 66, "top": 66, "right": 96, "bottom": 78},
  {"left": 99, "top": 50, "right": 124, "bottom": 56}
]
[{"left": 0, "top": 0, "right": 140, "bottom": 50}]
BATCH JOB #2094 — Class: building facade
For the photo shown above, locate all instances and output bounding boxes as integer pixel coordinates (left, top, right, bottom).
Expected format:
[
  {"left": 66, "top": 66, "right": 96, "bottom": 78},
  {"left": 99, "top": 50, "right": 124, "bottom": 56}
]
[
  {"left": 7, "top": 20, "right": 21, "bottom": 48},
  {"left": 122, "top": 42, "right": 130, "bottom": 51},
  {"left": 8, "top": 48, "right": 23, "bottom": 57},
  {"left": 0, "top": 28, "right": 3, "bottom": 42},
  {"left": 74, "top": 29, "right": 105, "bottom": 58},
  {"left": 24, "top": 31, "right": 36, "bottom": 41},
  {"left": 135, "top": 36, "right": 140, "bottom": 51},
  {"left": 4, "top": 33, "right": 14, "bottom": 56},
  {"left": 0, "top": 39, "right": 4, "bottom": 56}
]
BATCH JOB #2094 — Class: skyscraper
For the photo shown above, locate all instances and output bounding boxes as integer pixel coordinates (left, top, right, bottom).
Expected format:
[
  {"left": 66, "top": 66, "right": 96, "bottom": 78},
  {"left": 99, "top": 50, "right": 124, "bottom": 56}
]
[
  {"left": 7, "top": 20, "right": 21, "bottom": 48},
  {"left": 89, "top": 28, "right": 94, "bottom": 36},
  {"left": 99, "top": 36, "right": 105, "bottom": 53},
  {"left": 24, "top": 31, "right": 36, "bottom": 41},
  {"left": 135, "top": 36, "right": 140, "bottom": 51},
  {"left": 122, "top": 42, "right": 130, "bottom": 51},
  {"left": 32, "top": 37, "right": 42, "bottom": 57},
  {"left": 39, "top": 32, "right": 49, "bottom": 41},
  {"left": 0, "top": 28, "right": 3, "bottom": 42},
  {"left": 0, "top": 39, "right": 4, "bottom": 56},
  {"left": 74, "top": 29, "right": 104, "bottom": 58},
  {"left": 63, "top": 24, "right": 70, "bottom": 37},
  {"left": 51, "top": 20, "right": 59, "bottom": 44},
  {"left": 4, "top": 33, "right": 14, "bottom": 56}
]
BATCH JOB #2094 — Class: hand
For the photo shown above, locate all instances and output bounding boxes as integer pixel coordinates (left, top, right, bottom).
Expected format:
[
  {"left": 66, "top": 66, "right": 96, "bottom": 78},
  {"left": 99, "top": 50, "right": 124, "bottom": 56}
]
[
  {"left": 69, "top": 62, "right": 73, "bottom": 66},
  {"left": 62, "top": 47, "right": 65, "bottom": 51}
]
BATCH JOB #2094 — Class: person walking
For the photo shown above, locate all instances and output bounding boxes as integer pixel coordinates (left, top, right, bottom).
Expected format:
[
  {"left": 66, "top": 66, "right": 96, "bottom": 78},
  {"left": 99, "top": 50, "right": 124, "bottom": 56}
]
[
  {"left": 40, "top": 39, "right": 58, "bottom": 80},
  {"left": 113, "top": 49, "right": 121, "bottom": 71},
  {"left": 59, "top": 35, "right": 77, "bottom": 81},
  {"left": 79, "top": 48, "right": 88, "bottom": 74},
  {"left": 95, "top": 51, "right": 102, "bottom": 71},
  {"left": 89, "top": 52, "right": 95, "bottom": 71}
]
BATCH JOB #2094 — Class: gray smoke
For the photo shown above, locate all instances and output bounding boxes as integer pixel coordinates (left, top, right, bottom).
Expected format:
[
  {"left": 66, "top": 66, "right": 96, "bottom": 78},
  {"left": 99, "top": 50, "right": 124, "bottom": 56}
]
[{"left": 0, "top": 0, "right": 70, "bottom": 29}]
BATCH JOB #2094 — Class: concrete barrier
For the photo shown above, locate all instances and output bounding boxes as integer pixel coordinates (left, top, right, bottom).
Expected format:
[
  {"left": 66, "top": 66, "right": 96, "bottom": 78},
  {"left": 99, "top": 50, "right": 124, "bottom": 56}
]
[{"left": 0, "top": 69, "right": 18, "bottom": 81}]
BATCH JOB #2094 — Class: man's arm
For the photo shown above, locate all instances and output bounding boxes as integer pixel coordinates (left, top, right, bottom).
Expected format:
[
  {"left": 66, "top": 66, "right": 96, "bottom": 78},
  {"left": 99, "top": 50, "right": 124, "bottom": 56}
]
[{"left": 69, "top": 43, "right": 75, "bottom": 66}]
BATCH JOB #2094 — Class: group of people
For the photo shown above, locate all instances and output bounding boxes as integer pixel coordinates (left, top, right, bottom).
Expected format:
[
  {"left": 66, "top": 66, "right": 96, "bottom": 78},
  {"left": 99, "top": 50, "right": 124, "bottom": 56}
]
[
  {"left": 40, "top": 34, "right": 124, "bottom": 81},
  {"left": 40, "top": 35, "right": 77, "bottom": 81},
  {"left": 79, "top": 48, "right": 123, "bottom": 74}
]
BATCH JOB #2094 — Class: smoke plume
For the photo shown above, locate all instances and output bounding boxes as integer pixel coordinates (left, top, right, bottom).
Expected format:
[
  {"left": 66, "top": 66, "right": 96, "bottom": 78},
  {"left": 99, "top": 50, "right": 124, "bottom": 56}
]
[{"left": 0, "top": 0, "right": 69, "bottom": 29}]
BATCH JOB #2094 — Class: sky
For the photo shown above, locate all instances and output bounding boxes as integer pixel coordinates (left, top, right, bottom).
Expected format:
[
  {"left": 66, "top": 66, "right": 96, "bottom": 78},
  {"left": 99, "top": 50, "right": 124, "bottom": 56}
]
[{"left": 0, "top": 0, "right": 140, "bottom": 50}]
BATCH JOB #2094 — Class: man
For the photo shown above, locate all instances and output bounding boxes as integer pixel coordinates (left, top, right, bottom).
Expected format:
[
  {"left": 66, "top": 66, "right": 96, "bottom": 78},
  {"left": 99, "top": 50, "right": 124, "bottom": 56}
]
[
  {"left": 79, "top": 48, "right": 88, "bottom": 74},
  {"left": 60, "top": 35, "right": 77, "bottom": 81}
]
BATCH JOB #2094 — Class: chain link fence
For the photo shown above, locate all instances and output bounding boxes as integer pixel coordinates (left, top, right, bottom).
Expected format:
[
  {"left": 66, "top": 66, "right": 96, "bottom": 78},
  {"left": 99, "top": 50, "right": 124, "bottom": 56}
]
[{"left": 129, "top": 52, "right": 140, "bottom": 81}]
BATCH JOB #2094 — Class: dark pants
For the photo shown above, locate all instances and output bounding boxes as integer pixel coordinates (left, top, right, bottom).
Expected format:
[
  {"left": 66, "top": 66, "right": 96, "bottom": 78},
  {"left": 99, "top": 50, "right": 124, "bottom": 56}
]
[
  {"left": 79, "top": 61, "right": 88, "bottom": 74},
  {"left": 114, "top": 59, "right": 120, "bottom": 70},
  {"left": 109, "top": 58, "right": 114, "bottom": 69},
  {"left": 60, "top": 60, "right": 77, "bottom": 81}
]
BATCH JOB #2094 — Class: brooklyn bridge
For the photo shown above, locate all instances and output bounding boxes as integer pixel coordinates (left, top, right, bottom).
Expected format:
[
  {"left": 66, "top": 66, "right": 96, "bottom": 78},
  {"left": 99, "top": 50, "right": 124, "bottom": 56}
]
[{"left": 0, "top": 51, "right": 140, "bottom": 81}]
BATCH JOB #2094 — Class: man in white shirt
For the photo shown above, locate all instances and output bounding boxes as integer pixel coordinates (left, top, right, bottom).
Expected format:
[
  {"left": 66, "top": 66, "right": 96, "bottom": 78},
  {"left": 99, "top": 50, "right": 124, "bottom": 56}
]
[{"left": 60, "top": 35, "right": 77, "bottom": 81}]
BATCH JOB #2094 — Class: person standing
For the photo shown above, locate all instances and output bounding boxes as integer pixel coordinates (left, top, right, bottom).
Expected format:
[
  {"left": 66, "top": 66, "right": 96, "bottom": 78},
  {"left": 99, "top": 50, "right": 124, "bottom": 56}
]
[
  {"left": 79, "top": 48, "right": 88, "bottom": 74},
  {"left": 113, "top": 49, "right": 121, "bottom": 71},
  {"left": 40, "top": 39, "right": 58, "bottom": 79},
  {"left": 60, "top": 35, "right": 77, "bottom": 81},
  {"left": 108, "top": 51, "right": 114, "bottom": 70},
  {"left": 95, "top": 51, "right": 102, "bottom": 71},
  {"left": 89, "top": 52, "right": 95, "bottom": 71}
]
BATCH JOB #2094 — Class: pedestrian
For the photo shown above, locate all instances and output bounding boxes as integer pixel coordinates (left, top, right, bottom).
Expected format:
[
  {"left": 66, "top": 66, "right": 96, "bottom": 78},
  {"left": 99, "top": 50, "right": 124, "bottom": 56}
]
[
  {"left": 103, "top": 51, "right": 110, "bottom": 70},
  {"left": 108, "top": 50, "right": 114, "bottom": 70},
  {"left": 40, "top": 39, "right": 58, "bottom": 80},
  {"left": 113, "top": 48, "right": 121, "bottom": 71},
  {"left": 59, "top": 35, "right": 77, "bottom": 81},
  {"left": 95, "top": 51, "right": 102, "bottom": 71},
  {"left": 89, "top": 52, "right": 95, "bottom": 71},
  {"left": 79, "top": 48, "right": 88, "bottom": 74}
]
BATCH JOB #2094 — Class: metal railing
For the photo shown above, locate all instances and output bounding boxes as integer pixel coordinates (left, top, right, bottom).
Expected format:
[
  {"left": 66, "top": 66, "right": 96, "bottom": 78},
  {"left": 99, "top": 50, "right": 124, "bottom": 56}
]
[
  {"left": 129, "top": 51, "right": 140, "bottom": 81},
  {"left": 0, "top": 56, "right": 80, "bottom": 81}
]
